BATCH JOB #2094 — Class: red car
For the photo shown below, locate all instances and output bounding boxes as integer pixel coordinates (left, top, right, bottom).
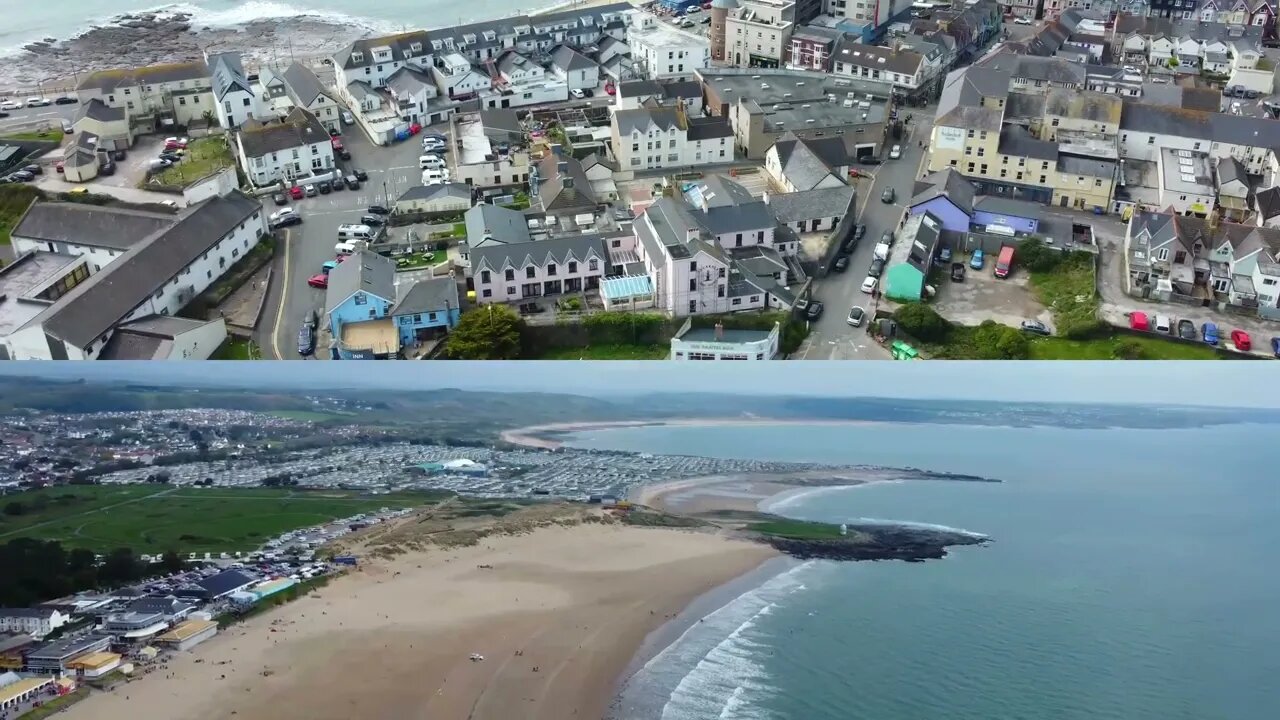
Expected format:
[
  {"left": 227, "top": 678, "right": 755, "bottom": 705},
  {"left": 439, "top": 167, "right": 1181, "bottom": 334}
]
[
  {"left": 330, "top": 136, "right": 343, "bottom": 151},
  {"left": 54, "top": 161, "right": 65, "bottom": 173},
  {"left": 334, "top": 254, "right": 347, "bottom": 263},
  {"left": 409, "top": 123, "right": 422, "bottom": 134},
  {"left": 307, "top": 273, "right": 328, "bottom": 289},
  {"left": 1231, "top": 329, "right": 1251, "bottom": 351},
  {"left": 289, "top": 185, "right": 304, "bottom": 200},
  {"left": 1128, "top": 311, "right": 1149, "bottom": 331}
]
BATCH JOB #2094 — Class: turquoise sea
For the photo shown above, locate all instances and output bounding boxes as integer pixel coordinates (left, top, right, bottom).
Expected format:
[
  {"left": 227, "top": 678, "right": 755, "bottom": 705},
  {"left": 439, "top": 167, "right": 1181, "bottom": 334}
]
[{"left": 568, "top": 422, "right": 1280, "bottom": 720}]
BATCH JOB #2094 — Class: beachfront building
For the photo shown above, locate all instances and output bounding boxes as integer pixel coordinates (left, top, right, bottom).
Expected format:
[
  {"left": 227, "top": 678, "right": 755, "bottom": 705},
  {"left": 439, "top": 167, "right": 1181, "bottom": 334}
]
[
  {"left": 0, "top": 609, "right": 69, "bottom": 639},
  {"left": 479, "top": 51, "right": 568, "bottom": 110},
  {"left": 24, "top": 635, "right": 111, "bottom": 675},
  {"left": 234, "top": 107, "right": 336, "bottom": 189},
  {"left": 76, "top": 61, "right": 215, "bottom": 130},
  {"left": 207, "top": 51, "right": 261, "bottom": 130},
  {"left": 0, "top": 189, "right": 263, "bottom": 361},
  {"left": 669, "top": 319, "right": 781, "bottom": 360},
  {"left": 65, "top": 652, "right": 122, "bottom": 679},
  {"left": 627, "top": 12, "right": 712, "bottom": 81},
  {"left": 0, "top": 673, "right": 54, "bottom": 712},
  {"left": 276, "top": 63, "right": 345, "bottom": 133},
  {"left": 610, "top": 106, "right": 734, "bottom": 171},
  {"left": 154, "top": 619, "right": 219, "bottom": 652}
]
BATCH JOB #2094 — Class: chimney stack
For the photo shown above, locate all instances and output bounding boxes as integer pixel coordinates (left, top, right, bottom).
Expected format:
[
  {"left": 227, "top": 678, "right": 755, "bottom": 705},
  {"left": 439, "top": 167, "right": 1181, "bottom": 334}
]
[{"left": 714, "top": 322, "right": 724, "bottom": 341}]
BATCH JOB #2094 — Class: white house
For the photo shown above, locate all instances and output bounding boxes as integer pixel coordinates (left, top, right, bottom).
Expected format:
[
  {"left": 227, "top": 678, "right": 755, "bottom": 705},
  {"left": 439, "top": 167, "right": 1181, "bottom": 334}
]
[
  {"left": 2, "top": 190, "right": 264, "bottom": 361},
  {"left": 610, "top": 106, "right": 732, "bottom": 171},
  {"left": 235, "top": 107, "right": 336, "bottom": 188},
  {"left": 465, "top": 204, "right": 609, "bottom": 304},
  {"left": 550, "top": 45, "right": 600, "bottom": 91},
  {"left": 830, "top": 41, "right": 924, "bottom": 92},
  {"left": 280, "top": 63, "right": 343, "bottom": 132},
  {"left": 0, "top": 608, "right": 69, "bottom": 638},
  {"left": 669, "top": 319, "right": 780, "bottom": 360},
  {"left": 385, "top": 67, "right": 446, "bottom": 126},
  {"left": 764, "top": 134, "right": 851, "bottom": 192},
  {"left": 75, "top": 60, "right": 215, "bottom": 128},
  {"left": 207, "top": 51, "right": 260, "bottom": 129},
  {"left": 432, "top": 53, "right": 493, "bottom": 100},
  {"left": 453, "top": 111, "right": 532, "bottom": 189},
  {"left": 626, "top": 12, "right": 711, "bottom": 81},
  {"left": 1119, "top": 101, "right": 1278, "bottom": 175}
]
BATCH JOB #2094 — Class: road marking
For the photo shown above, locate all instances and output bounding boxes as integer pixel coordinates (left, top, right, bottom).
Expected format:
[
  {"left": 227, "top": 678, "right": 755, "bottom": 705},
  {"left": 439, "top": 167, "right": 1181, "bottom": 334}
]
[{"left": 270, "top": 228, "right": 292, "bottom": 360}]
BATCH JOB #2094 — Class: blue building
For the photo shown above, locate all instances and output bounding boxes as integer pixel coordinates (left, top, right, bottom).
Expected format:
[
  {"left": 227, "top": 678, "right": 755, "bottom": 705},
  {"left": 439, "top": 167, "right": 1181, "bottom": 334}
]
[
  {"left": 391, "top": 276, "right": 461, "bottom": 348},
  {"left": 325, "top": 251, "right": 398, "bottom": 359},
  {"left": 908, "top": 168, "right": 974, "bottom": 233}
]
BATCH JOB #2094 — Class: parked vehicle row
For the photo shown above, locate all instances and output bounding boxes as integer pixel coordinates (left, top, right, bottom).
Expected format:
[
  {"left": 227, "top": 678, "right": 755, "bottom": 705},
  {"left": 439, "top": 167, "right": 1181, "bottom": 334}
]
[{"left": 1127, "top": 311, "right": 1276, "bottom": 355}]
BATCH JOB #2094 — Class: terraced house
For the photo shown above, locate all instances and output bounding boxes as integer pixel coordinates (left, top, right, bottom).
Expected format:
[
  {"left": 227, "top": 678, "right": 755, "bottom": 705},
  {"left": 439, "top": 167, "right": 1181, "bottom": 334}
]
[{"left": 76, "top": 61, "right": 214, "bottom": 130}]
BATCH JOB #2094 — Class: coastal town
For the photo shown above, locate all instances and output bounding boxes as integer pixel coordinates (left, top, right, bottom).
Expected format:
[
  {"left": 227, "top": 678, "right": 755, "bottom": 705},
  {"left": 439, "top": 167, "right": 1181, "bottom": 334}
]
[
  {"left": 1, "top": 0, "right": 1279, "bottom": 361},
  {"left": 0, "top": 396, "right": 1004, "bottom": 720}
]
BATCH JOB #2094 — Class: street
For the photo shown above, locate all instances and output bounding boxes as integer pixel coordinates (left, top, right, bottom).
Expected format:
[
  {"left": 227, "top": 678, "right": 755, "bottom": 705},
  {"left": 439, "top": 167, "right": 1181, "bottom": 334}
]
[
  {"left": 796, "top": 109, "right": 934, "bottom": 360},
  {"left": 0, "top": 100, "right": 78, "bottom": 133}
]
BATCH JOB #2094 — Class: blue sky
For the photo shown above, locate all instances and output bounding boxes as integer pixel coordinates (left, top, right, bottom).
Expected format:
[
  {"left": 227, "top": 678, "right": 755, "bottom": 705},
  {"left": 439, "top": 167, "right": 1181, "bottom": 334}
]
[{"left": 0, "top": 362, "right": 1274, "bottom": 408}]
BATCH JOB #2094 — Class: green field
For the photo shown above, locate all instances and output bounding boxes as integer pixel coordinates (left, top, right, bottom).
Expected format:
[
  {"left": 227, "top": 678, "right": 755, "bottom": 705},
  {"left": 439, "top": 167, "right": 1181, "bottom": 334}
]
[
  {"left": 0, "top": 485, "right": 451, "bottom": 553},
  {"left": 536, "top": 343, "right": 669, "bottom": 360},
  {"left": 1026, "top": 333, "right": 1223, "bottom": 360},
  {"left": 749, "top": 519, "right": 848, "bottom": 539},
  {"left": 268, "top": 409, "right": 358, "bottom": 422}
]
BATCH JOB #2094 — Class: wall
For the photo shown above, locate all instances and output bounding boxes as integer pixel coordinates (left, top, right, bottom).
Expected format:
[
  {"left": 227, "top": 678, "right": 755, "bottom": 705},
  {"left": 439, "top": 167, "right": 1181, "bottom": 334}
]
[
  {"left": 329, "top": 291, "right": 394, "bottom": 337},
  {"left": 474, "top": 254, "right": 606, "bottom": 303},
  {"left": 169, "top": 320, "right": 228, "bottom": 359},
  {"left": 909, "top": 197, "right": 969, "bottom": 233}
]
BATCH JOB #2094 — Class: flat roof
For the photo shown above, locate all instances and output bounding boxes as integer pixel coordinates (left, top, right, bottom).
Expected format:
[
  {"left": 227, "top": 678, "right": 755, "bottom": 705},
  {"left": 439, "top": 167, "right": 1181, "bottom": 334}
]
[
  {"left": 457, "top": 114, "right": 495, "bottom": 166},
  {"left": 155, "top": 619, "right": 217, "bottom": 643},
  {"left": 0, "top": 252, "right": 84, "bottom": 337},
  {"left": 340, "top": 317, "right": 399, "bottom": 354},
  {"left": 0, "top": 677, "right": 52, "bottom": 705},
  {"left": 677, "top": 326, "right": 773, "bottom": 344},
  {"left": 66, "top": 651, "right": 120, "bottom": 669}
]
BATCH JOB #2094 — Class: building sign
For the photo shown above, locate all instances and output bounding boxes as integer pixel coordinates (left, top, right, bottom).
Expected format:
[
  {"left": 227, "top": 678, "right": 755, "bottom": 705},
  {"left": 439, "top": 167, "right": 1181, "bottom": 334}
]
[{"left": 936, "top": 126, "right": 965, "bottom": 150}]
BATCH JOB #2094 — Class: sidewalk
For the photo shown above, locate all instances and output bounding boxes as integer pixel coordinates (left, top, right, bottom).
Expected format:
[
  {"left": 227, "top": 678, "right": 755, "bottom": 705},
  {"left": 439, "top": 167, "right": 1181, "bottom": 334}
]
[{"left": 216, "top": 264, "right": 272, "bottom": 334}]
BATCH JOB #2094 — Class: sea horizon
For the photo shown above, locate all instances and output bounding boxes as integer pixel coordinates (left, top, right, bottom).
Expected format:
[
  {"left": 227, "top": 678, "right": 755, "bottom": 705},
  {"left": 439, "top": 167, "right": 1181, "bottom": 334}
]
[{"left": 567, "top": 421, "right": 1280, "bottom": 720}]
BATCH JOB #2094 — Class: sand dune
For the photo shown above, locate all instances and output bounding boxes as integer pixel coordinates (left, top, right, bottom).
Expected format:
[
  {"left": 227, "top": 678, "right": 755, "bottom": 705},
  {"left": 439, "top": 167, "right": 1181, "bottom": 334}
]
[{"left": 73, "top": 523, "right": 774, "bottom": 720}]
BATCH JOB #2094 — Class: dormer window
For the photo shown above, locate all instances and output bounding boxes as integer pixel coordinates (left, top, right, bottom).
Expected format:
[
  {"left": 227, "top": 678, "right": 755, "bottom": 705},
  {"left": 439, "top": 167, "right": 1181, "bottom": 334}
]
[
  {"left": 581, "top": 15, "right": 594, "bottom": 25},
  {"left": 431, "top": 40, "right": 442, "bottom": 50},
  {"left": 515, "top": 25, "right": 530, "bottom": 35},
  {"left": 483, "top": 30, "right": 496, "bottom": 41},
  {"left": 352, "top": 51, "right": 365, "bottom": 63},
  {"left": 404, "top": 50, "right": 413, "bottom": 60},
  {"left": 410, "top": 42, "right": 422, "bottom": 53},
  {"left": 464, "top": 34, "right": 476, "bottom": 45},
  {"left": 444, "top": 38, "right": 454, "bottom": 48}
]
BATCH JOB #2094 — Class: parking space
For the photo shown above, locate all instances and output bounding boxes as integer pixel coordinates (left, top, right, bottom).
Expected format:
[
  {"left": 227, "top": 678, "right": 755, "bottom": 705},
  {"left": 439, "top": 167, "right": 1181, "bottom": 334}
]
[
  {"left": 931, "top": 252, "right": 1055, "bottom": 331},
  {"left": 101, "top": 135, "right": 168, "bottom": 189}
]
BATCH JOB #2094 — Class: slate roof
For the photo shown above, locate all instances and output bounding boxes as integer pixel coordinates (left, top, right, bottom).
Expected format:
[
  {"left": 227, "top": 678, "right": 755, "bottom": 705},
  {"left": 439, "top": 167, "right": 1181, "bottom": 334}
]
[
  {"left": 398, "top": 182, "right": 471, "bottom": 203},
  {"left": 77, "top": 61, "right": 209, "bottom": 93},
  {"left": 686, "top": 176, "right": 776, "bottom": 236},
  {"left": 497, "top": 52, "right": 537, "bottom": 78},
  {"left": 1216, "top": 156, "right": 1248, "bottom": 193},
  {"left": 911, "top": 168, "right": 976, "bottom": 214},
  {"left": 471, "top": 234, "right": 608, "bottom": 274},
  {"left": 973, "top": 195, "right": 1044, "bottom": 219},
  {"left": 63, "top": 133, "right": 101, "bottom": 169},
  {"left": 998, "top": 126, "right": 1058, "bottom": 162},
  {"left": 686, "top": 116, "right": 733, "bottom": 141},
  {"left": 238, "top": 107, "right": 328, "bottom": 158},
  {"left": 12, "top": 202, "right": 173, "bottom": 251},
  {"left": 771, "top": 134, "right": 844, "bottom": 191},
  {"left": 208, "top": 52, "right": 250, "bottom": 101},
  {"left": 535, "top": 154, "right": 597, "bottom": 213},
  {"left": 766, "top": 186, "right": 856, "bottom": 224},
  {"left": 551, "top": 45, "right": 595, "bottom": 72},
  {"left": 386, "top": 67, "right": 435, "bottom": 98},
  {"left": 77, "top": 98, "right": 124, "bottom": 124},
  {"left": 580, "top": 152, "right": 617, "bottom": 173},
  {"left": 391, "top": 276, "right": 459, "bottom": 316},
  {"left": 465, "top": 203, "right": 530, "bottom": 247},
  {"left": 282, "top": 63, "right": 333, "bottom": 107},
  {"left": 1120, "top": 101, "right": 1280, "bottom": 148},
  {"left": 614, "top": 107, "right": 683, "bottom": 136},
  {"left": 197, "top": 570, "right": 255, "bottom": 598},
  {"left": 935, "top": 67, "right": 1007, "bottom": 130},
  {"left": 1256, "top": 186, "right": 1280, "bottom": 219},
  {"left": 977, "top": 52, "right": 1086, "bottom": 86},
  {"left": 24, "top": 191, "right": 262, "bottom": 350},
  {"left": 831, "top": 39, "right": 924, "bottom": 75},
  {"left": 325, "top": 250, "right": 396, "bottom": 315}
]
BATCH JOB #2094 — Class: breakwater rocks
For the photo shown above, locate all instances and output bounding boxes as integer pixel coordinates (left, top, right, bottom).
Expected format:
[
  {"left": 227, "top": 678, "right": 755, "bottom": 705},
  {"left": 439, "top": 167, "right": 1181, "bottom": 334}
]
[{"left": 763, "top": 525, "right": 990, "bottom": 563}]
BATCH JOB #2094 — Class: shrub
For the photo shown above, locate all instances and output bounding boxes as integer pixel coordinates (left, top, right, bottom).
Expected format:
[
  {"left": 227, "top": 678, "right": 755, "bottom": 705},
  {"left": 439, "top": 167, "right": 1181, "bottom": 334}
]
[
  {"left": 1111, "top": 340, "right": 1146, "bottom": 360},
  {"left": 971, "top": 320, "right": 1030, "bottom": 359},
  {"left": 581, "top": 312, "right": 667, "bottom": 345},
  {"left": 895, "top": 303, "right": 952, "bottom": 342},
  {"left": 446, "top": 305, "right": 523, "bottom": 359}
]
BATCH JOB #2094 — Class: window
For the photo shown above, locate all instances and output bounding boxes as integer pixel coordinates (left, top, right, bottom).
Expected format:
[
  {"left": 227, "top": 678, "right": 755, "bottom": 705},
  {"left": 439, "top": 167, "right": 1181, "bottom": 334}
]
[
  {"left": 1156, "top": 248, "right": 1169, "bottom": 261},
  {"left": 526, "top": 267, "right": 536, "bottom": 278},
  {"left": 688, "top": 300, "right": 697, "bottom": 313},
  {"left": 482, "top": 289, "right": 492, "bottom": 298},
  {"left": 480, "top": 270, "right": 491, "bottom": 283},
  {"left": 588, "top": 258, "right": 598, "bottom": 272},
  {"left": 505, "top": 268, "right": 515, "bottom": 281},
  {"left": 547, "top": 263, "right": 557, "bottom": 276},
  {"left": 568, "top": 261, "right": 577, "bottom": 273},
  {"left": 689, "top": 278, "right": 697, "bottom": 292}
]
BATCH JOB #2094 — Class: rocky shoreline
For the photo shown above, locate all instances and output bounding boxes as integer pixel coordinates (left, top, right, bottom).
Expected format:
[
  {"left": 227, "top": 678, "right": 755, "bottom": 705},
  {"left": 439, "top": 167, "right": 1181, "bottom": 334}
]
[
  {"left": 762, "top": 524, "right": 991, "bottom": 563},
  {"left": 1, "top": 11, "right": 373, "bottom": 94}
]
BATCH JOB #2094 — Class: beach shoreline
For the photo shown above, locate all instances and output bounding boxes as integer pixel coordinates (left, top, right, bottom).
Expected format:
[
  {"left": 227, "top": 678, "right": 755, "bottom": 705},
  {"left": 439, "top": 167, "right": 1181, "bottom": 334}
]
[
  {"left": 500, "top": 417, "right": 882, "bottom": 450},
  {"left": 66, "top": 519, "right": 776, "bottom": 720}
]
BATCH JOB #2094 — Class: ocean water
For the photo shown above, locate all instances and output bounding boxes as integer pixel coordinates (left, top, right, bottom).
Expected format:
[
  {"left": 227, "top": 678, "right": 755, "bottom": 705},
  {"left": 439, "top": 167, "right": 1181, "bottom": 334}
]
[
  {"left": 570, "top": 422, "right": 1280, "bottom": 720},
  {"left": 2, "top": 0, "right": 589, "bottom": 54}
]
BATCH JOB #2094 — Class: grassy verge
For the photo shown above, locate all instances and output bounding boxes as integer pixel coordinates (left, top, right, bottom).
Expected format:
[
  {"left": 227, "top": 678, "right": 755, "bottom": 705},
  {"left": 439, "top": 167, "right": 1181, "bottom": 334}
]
[
  {"left": 151, "top": 137, "right": 233, "bottom": 186},
  {"left": 535, "top": 343, "right": 669, "bottom": 359},
  {"left": 0, "top": 486, "right": 452, "bottom": 553},
  {"left": 0, "top": 184, "right": 43, "bottom": 245},
  {"left": 1027, "top": 332, "right": 1222, "bottom": 360},
  {"left": 1, "top": 129, "right": 64, "bottom": 143},
  {"left": 212, "top": 338, "right": 259, "bottom": 359},
  {"left": 1028, "top": 251, "right": 1101, "bottom": 338},
  {"left": 749, "top": 519, "right": 847, "bottom": 539},
  {"left": 21, "top": 687, "right": 88, "bottom": 719}
]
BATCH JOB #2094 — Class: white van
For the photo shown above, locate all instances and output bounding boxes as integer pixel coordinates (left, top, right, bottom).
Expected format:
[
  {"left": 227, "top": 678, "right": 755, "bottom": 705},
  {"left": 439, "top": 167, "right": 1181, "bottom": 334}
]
[
  {"left": 419, "top": 154, "right": 445, "bottom": 169},
  {"left": 337, "top": 223, "right": 374, "bottom": 240},
  {"left": 1154, "top": 314, "right": 1172, "bottom": 334},
  {"left": 421, "top": 168, "right": 450, "bottom": 185},
  {"left": 335, "top": 241, "right": 358, "bottom": 255}
]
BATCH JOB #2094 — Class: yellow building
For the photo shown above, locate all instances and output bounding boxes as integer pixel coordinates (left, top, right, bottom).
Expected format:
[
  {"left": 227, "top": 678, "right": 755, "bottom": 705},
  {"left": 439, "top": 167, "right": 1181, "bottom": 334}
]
[
  {"left": 0, "top": 677, "right": 54, "bottom": 711},
  {"left": 65, "top": 651, "right": 122, "bottom": 679},
  {"left": 154, "top": 619, "right": 219, "bottom": 652}
]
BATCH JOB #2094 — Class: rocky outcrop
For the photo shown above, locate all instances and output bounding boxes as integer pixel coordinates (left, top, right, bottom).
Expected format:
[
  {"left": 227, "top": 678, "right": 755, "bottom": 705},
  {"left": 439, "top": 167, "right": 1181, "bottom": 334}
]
[{"left": 761, "top": 524, "right": 990, "bottom": 563}]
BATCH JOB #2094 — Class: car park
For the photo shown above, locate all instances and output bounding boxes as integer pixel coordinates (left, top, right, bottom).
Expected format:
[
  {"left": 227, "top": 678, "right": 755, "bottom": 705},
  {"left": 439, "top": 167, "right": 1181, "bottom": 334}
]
[
  {"left": 969, "top": 249, "right": 985, "bottom": 269},
  {"left": 832, "top": 255, "right": 850, "bottom": 272},
  {"left": 1020, "top": 320, "right": 1050, "bottom": 336},
  {"left": 847, "top": 306, "right": 866, "bottom": 327},
  {"left": 860, "top": 276, "right": 878, "bottom": 294},
  {"left": 1230, "top": 329, "right": 1251, "bottom": 351},
  {"left": 1176, "top": 319, "right": 1196, "bottom": 341},
  {"left": 307, "top": 273, "right": 329, "bottom": 289},
  {"left": 950, "top": 262, "right": 965, "bottom": 282},
  {"left": 881, "top": 187, "right": 895, "bottom": 203},
  {"left": 1201, "top": 322, "right": 1219, "bottom": 345},
  {"left": 889, "top": 144, "right": 902, "bottom": 159}
]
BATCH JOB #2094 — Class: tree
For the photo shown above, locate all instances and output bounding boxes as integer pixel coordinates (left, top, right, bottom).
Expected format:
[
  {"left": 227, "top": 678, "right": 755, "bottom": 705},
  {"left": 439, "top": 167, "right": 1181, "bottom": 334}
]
[
  {"left": 1016, "top": 239, "right": 1063, "bottom": 273},
  {"left": 3, "top": 502, "right": 25, "bottom": 516},
  {"left": 971, "top": 321, "right": 1030, "bottom": 360},
  {"left": 160, "top": 550, "right": 186, "bottom": 574},
  {"left": 446, "top": 305, "right": 524, "bottom": 359},
  {"left": 895, "top": 303, "right": 952, "bottom": 342}
]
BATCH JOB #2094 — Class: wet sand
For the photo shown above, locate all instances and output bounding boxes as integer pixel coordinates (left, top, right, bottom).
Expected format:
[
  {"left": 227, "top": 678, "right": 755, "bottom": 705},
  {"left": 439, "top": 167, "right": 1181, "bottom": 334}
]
[{"left": 500, "top": 417, "right": 882, "bottom": 450}]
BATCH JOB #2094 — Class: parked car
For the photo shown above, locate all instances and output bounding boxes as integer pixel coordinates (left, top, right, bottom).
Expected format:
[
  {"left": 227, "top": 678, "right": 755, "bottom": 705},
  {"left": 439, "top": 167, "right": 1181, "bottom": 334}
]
[
  {"left": 570, "top": 88, "right": 586, "bottom": 99},
  {"left": 1020, "top": 320, "right": 1051, "bottom": 336},
  {"left": 307, "top": 273, "right": 329, "bottom": 289},
  {"left": 1201, "top": 321, "right": 1219, "bottom": 345},
  {"left": 367, "top": 204, "right": 389, "bottom": 215},
  {"left": 163, "top": 136, "right": 188, "bottom": 149},
  {"left": 272, "top": 193, "right": 288, "bottom": 206},
  {"left": 353, "top": 168, "right": 369, "bottom": 181},
  {"left": 950, "top": 262, "right": 965, "bottom": 282},
  {"left": 54, "top": 96, "right": 78, "bottom": 105},
  {"left": 1129, "top": 311, "right": 1150, "bottom": 332},
  {"left": 360, "top": 214, "right": 385, "bottom": 226},
  {"left": 860, "top": 276, "right": 878, "bottom": 294},
  {"left": 298, "top": 324, "right": 316, "bottom": 356},
  {"left": 1270, "top": 337, "right": 1280, "bottom": 358},
  {"left": 111, "top": 149, "right": 126, "bottom": 161},
  {"left": 7, "top": 171, "right": 33, "bottom": 182},
  {"left": 854, "top": 224, "right": 867, "bottom": 241},
  {"left": 938, "top": 247, "right": 952, "bottom": 262},
  {"left": 1230, "top": 329, "right": 1251, "bottom": 351},
  {"left": 847, "top": 306, "right": 866, "bottom": 327},
  {"left": 21, "top": 164, "right": 41, "bottom": 175},
  {"left": 330, "top": 136, "right": 344, "bottom": 151},
  {"left": 0, "top": 100, "right": 24, "bottom": 110},
  {"left": 98, "top": 160, "right": 116, "bottom": 176},
  {"left": 868, "top": 258, "right": 886, "bottom": 278},
  {"left": 341, "top": 110, "right": 355, "bottom": 125},
  {"left": 889, "top": 144, "right": 902, "bottom": 160},
  {"left": 337, "top": 148, "right": 352, "bottom": 161},
  {"left": 880, "top": 230, "right": 893, "bottom": 245},
  {"left": 1014, "top": 16, "right": 1034, "bottom": 24},
  {"left": 329, "top": 127, "right": 340, "bottom": 136},
  {"left": 859, "top": 156, "right": 882, "bottom": 165},
  {"left": 344, "top": 175, "right": 360, "bottom": 190},
  {"left": 804, "top": 301, "right": 824, "bottom": 321},
  {"left": 832, "top": 255, "right": 850, "bottom": 273},
  {"left": 26, "top": 97, "right": 51, "bottom": 107},
  {"left": 317, "top": 179, "right": 331, "bottom": 194},
  {"left": 330, "top": 176, "right": 344, "bottom": 191},
  {"left": 54, "top": 161, "right": 64, "bottom": 173},
  {"left": 881, "top": 187, "right": 895, "bottom": 203},
  {"left": 1176, "top": 319, "right": 1196, "bottom": 341},
  {"left": 969, "top": 248, "right": 985, "bottom": 269},
  {"left": 289, "top": 185, "right": 304, "bottom": 200},
  {"left": 0, "top": 111, "right": 8, "bottom": 119},
  {"left": 304, "top": 184, "right": 317, "bottom": 197},
  {"left": 271, "top": 212, "right": 302, "bottom": 229}
]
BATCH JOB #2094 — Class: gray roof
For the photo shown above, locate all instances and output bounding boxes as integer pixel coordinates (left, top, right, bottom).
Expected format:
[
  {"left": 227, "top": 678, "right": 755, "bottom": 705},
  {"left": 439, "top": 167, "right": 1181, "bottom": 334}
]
[
  {"left": 551, "top": 45, "right": 595, "bottom": 72},
  {"left": 398, "top": 182, "right": 471, "bottom": 203},
  {"left": 281, "top": 62, "right": 333, "bottom": 107},
  {"left": 465, "top": 204, "right": 530, "bottom": 248},
  {"left": 497, "top": 52, "right": 536, "bottom": 78},
  {"left": 77, "top": 62, "right": 209, "bottom": 93},
  {"left": 13, "top": 202, "right": 174, "bottom": 251},
  {"left": 831, "top": 38, "right": 924, "bottom": 76},
  {"left": 535, "top": 154, "right": 597, "bottom": 214},
  {"left": 386, "top": 67, "right": 435, "bottom": 98},
  {"left": 686, "top": 116, "right": 733, "bottom": 141},
  {"left": 98, "top": 316, "right": 219, "bottom": 360},
  {"left": 346, "top": 80, "right": 377, "bottom": 102},
  {"left": 325, "top": 250, "right": 396, "bottom": 314},
  {"left": 911, "top": 168, "right": 976, "bottom": 213},
  {"left": 392, "top": 276, "right": 460, "bottom": 316},
  {"left": 63, "top": 132, "right": 101, "bottom": 168},
  {"left": 998, "top": 126, "right": 1057, "bottom": 162},
  {"left": 1216, "top": 156, "right": 1249, "bottom": 190},
  {"left": 977, "top": 53, "right": 1086, "bottom": 86},
  {"left": 766, "top": 186, "right": 855, "bottom": 224},
  {"left": 27, "top": 191, "right": 262, "bottom": 350},
  {"left": 771, "top": 135, "right": 841, "bottom": 191},
  {"left": 618, "top": 79, "right": 662, "bottom": 98},
  {"left": 471, "top": 234, "right": 608, "bottom": 274},
  {"left": 580, "top": 152, "right": 617, "bottom": 173},
  {"left": 973, "top": 195, "right": 1043, "bottom": 220},
  {"left": 1058, "top": 154, "right": 1116, "bottom": 179},
  {"left": 1256, "top": 187, "right": 1280, "bottom": 219},
  {"left": 1120, "top": 101, "right": 1280, "bottom": 148},
  {"left": 77, "top": 98, "right": 123, "bottom": 124},
  {"left": 479, "top": 109, "right": 522, "bottom": 136},
  {"left": 614, "top": 107, "right": 682, "bottom": 136},
  {"left": 687, "top": 176, "right": 776, "bottom": 235},
  {"left": 0, "top": 607, "right": 60, "bottom": 618},
  {"left": 208, "top": 51, "right": 251, "bottom": 100},
  {"left": 238, "top": 107, "right": 328, "bottom": 158},
  {"left": 637, "top": 197, "right": 719, "bottom": 262},
  {"left": 906, "top": 212, "right": 943, "bottom": 275}
]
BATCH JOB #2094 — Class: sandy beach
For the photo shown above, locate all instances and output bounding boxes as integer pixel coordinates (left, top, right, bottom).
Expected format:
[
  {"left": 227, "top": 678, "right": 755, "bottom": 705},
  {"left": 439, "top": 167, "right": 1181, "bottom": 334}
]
[
  {"left": 633, "top": 473, "right": 870, "bottom": 515},
  {"left": 499, "top": 417, "right": 881, "bottom": 450},
  {"left": 69, "top": 521, "right": 775, "bottom": 720}
]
